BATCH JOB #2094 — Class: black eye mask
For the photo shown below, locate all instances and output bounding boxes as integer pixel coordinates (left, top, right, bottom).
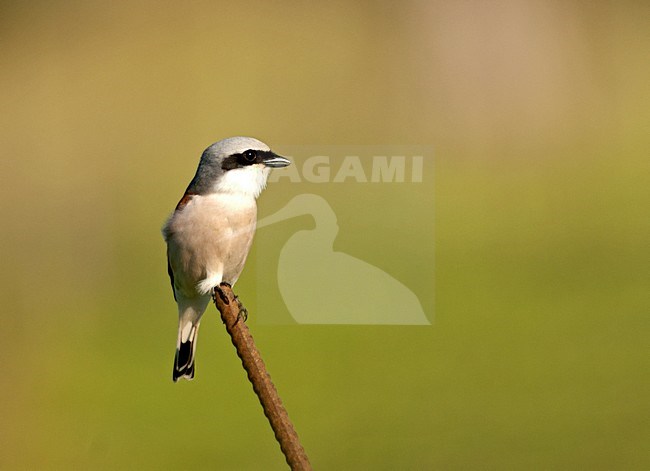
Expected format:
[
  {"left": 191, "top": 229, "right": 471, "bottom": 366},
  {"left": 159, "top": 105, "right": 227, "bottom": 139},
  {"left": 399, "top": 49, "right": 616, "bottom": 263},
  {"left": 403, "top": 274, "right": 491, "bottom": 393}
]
[{"left": 221, "top": 150, "right": 280, "bottom": 170}]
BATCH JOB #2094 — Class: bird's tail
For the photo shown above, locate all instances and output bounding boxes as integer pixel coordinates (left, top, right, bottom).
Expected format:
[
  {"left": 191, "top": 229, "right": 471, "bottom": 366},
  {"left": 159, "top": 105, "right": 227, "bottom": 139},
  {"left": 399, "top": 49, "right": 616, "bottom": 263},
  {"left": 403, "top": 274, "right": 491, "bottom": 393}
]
[{"left": 173, "top": 320, "right": 200, "bottom": 382}]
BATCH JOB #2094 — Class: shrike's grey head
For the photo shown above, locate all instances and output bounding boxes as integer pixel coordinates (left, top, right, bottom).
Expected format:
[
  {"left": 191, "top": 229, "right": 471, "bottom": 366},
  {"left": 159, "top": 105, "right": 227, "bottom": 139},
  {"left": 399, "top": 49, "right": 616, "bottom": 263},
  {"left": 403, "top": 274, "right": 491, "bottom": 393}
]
[{"left": 186, "top": 136, "right": 290, "bottom": 198}]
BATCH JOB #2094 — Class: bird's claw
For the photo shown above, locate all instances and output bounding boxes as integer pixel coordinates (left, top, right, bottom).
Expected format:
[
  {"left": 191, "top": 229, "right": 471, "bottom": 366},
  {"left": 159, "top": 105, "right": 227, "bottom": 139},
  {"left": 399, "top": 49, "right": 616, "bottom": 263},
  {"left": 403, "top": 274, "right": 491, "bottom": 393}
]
[
  {"left": 234, "top": 295, "right": 248, "bottom": 325},
  {"left": 213, "top": 284, "right": 247, "bottom": 325},
  {"left": 212, "top": 285, "right": 230, "bottom": 305}
]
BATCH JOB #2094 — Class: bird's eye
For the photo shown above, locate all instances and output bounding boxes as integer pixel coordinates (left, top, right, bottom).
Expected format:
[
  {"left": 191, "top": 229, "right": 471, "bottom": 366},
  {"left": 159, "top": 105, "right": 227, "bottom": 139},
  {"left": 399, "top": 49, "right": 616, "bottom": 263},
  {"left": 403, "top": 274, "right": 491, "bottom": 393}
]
[{"left": 243, "top": 150, "right": 257, "bottom": 162}]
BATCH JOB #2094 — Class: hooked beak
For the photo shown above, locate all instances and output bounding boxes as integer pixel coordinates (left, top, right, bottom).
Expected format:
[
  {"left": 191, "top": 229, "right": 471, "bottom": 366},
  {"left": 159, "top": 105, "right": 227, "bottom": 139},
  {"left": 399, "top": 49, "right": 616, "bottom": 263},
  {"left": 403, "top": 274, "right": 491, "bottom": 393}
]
[{"left": 262, "top": 152, "right": 291, "bottom": 168}]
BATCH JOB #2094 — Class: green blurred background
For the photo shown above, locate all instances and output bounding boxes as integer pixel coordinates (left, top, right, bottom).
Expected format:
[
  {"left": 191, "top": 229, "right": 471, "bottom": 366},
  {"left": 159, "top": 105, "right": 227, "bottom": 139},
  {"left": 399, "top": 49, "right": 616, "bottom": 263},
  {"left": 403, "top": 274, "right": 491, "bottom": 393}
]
[{"left": 1, "top": 1, "right": 648, "bottom": 469}]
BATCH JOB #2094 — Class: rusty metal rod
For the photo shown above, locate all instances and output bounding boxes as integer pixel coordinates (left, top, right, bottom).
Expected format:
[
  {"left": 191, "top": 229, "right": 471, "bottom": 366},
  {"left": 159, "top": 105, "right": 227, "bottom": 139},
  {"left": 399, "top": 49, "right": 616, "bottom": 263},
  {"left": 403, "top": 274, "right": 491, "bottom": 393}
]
[{"left": 213, "top": 283, "right": 312, "bottom": 471}]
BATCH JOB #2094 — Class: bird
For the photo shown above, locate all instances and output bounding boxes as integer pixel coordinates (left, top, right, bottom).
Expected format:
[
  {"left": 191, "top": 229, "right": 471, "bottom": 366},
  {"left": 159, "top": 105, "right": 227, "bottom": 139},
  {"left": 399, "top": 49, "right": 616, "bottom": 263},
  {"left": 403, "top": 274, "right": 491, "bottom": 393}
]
[{"left": 162, "top": 137, "right": 290, "bottom": 382}]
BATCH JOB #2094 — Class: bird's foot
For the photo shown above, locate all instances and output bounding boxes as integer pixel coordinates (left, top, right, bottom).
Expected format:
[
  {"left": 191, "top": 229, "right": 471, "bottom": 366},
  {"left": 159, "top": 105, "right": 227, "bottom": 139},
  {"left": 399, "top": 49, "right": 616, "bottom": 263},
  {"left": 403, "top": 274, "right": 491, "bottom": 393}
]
[
  {"left": 233, "top": 295, "right": 248, "bottom": 325},
  {"left": 212, "top": 284, "right": 230, "bottom": 305},
  {"left": 213, "top": 283, "right": 247, "bottom": 325}
]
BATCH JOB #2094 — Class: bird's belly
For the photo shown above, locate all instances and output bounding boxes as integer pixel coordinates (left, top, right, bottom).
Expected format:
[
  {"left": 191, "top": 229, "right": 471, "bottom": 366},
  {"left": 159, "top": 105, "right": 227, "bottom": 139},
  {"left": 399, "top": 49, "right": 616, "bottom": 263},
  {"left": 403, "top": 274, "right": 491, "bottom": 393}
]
[{"left": 167, "top": 194, "right": 257, "bottom": 295}]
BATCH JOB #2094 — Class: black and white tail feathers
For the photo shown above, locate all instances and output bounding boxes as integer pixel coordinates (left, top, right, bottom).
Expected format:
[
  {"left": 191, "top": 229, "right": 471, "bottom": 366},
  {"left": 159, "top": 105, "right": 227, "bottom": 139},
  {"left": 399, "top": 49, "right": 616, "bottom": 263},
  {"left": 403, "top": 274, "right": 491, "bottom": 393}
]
[{"left": 173, "top": 322, "right": 198, "bottom": 382}]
